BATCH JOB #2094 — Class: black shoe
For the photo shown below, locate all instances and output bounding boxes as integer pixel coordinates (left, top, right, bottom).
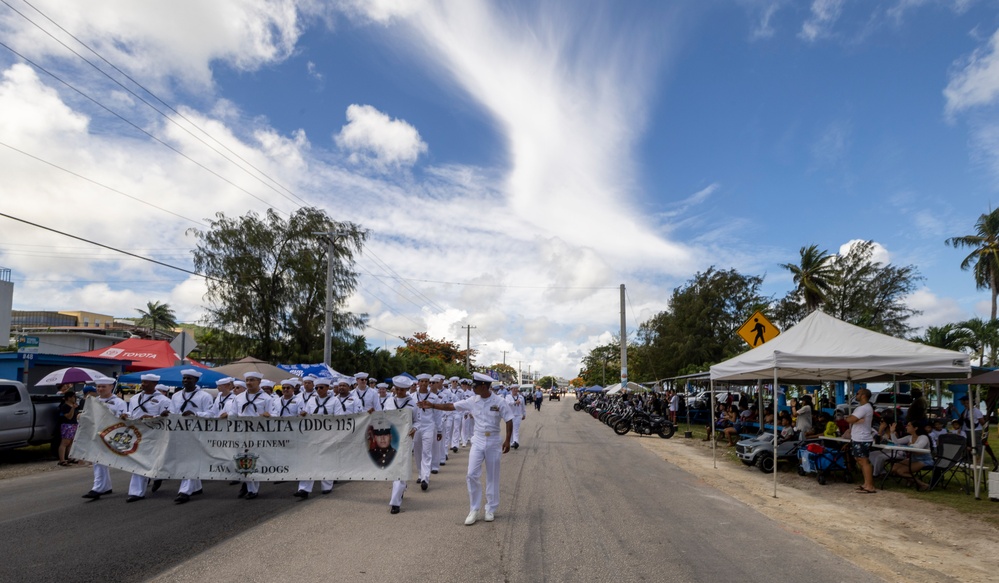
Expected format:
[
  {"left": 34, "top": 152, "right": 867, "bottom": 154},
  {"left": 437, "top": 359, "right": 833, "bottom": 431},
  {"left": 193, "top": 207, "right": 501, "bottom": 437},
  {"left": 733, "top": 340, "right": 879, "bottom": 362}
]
[
  {"left": 151, "top": 480, "right": 163, "bottom": 492},
  {"left": 441, "top": 461, "right": 446, "bottom": 466},
  {"left": 431, "top": 469, "right": 439, "bottom": 474},
  {"left": 174, "top": 493, "right": 190, "bottom": 504},
  {"left": 420, "top": 480, "right": 428, "bottom": 491},
  {"left": 452, "top": 447, "right": 458, "bottom": 453},
  {"left": 293, "top": 490, "right": 308, "bottom": 499},
  {"left": 246, "top": 492, "right": 258, "bottom": 500},
  {"left": 191, "top": 489, "right": 203, "bottom": 496},
  {"left": 238, "top": 484, "right": 247, "bottom": 498},
  {"left": 126, "top": 495, "right": 144, "bottom": 503},
  {"left": 512, "top": 442, "right": 519, "bottom": 449},
  {"left": 390, "top": 505, "right": 400, "bottom": 514},
  {"left": 82, "top": 489, "right": 109, "bottom": 499},
  {"left": 321, "top": 489, "right": 332, "bottom": 495}
]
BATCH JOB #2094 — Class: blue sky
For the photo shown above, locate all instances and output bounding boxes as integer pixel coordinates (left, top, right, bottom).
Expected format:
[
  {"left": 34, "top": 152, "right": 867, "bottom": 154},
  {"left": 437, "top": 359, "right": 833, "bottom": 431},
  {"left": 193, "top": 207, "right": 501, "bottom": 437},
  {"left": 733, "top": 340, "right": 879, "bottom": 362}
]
[{"left": 1, "top": 0, "right": 998, "bottom": 378}]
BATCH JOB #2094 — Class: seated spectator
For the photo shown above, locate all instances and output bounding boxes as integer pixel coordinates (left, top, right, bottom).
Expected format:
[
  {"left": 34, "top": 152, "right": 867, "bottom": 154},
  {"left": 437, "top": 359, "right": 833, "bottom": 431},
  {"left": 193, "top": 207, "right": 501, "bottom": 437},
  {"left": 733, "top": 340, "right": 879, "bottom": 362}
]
[
  {"left": 888, "top": 421, "right": 933, "bottom": 490},
  {"left": 949, "top": 419, "right": 966, "bottom": 438},
  {"left": 833, "top": 410, "right": 849, "bottom": 435},
  {"left": 779, "top": 416, "right": 796, "bottom": 442},
  {"left": 724, "top": 405, "right": 755, "bottom": 446}
]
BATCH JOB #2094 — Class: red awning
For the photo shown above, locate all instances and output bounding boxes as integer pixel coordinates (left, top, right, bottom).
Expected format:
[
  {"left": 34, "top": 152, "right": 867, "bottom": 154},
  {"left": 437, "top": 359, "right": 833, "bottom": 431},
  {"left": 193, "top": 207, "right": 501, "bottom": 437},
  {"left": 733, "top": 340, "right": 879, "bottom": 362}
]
[{"left": 69, "top": 338, "right": 181, "bottom": 372}]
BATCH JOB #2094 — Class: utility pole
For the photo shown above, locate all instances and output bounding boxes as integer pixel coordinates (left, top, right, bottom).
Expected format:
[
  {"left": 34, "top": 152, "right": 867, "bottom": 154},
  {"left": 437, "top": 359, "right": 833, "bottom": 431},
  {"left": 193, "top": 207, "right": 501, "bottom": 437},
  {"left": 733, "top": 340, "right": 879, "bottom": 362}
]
[
  {"left": 518, "top": 360, "right": 522, "bottom": 384},
  {"left": 461, "top": 324, "right": 476, "bottom": 372},
  {"left": 620, "top": 283, "right": 628, "bottom": 386},
  {"left": 502, "top": 350, "right": 508, "bottom": 365},
  {"left": 314, "top": 229, "right": 351, "bottom": 367}
]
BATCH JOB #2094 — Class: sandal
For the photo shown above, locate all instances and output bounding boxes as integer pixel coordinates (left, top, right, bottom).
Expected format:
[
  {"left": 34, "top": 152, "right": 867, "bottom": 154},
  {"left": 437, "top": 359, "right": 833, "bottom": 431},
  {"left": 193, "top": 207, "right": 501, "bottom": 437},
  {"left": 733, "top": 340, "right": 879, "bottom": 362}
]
[
  {"left": 57, "top": 461, "right": 69, "bottom": 466},
  {"left": 855, "top": 488, "right": 877, "bottom": 494}
]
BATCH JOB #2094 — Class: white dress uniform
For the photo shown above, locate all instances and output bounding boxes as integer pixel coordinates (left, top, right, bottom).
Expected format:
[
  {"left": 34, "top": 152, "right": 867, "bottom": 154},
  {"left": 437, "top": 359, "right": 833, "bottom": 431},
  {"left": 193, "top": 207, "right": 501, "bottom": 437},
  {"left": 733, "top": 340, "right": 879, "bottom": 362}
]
[
  {"left": 351, "top": 386, "right": 381, "bottom": 412},
  {"left": 88, "top": 394, "right": 127, "bottom": 495},
  {"left": 170, "top": 388, "right": 215, "bottom": 497},
  {"left": 385, "top": 394, "right": 416, "bottom": 509},
  {"left": 225, "top": 391, "right": 273, "bottom": 496},
  {"left": 413, "top": 390, "right": 442, "bottom": 487},
  {"left": 439, "top": 386, "right": 457, "bottom": 453},
  {"left": 453, "top": 392, "right": 514, "bottom": 517},
  {"left": 505, "top": 393, "right": 527, "bottom": 447},
  {"left": 431, "top": 388, "right": 449, "bottom": 472},
  {"left": 126, "top": 391, "right": 171, "bottom": 498},
  {"left": 213, "top": 392, "right": 235, "bottom": 417},
  {"left": 461, "top": 388, "right": 476, "bottom": 446},
  {"left": 271, "top": 396, "right": 300, "bottom": 417},
  {"left": 297, "top": 394, "right": 337, "bottom": 495},
  {"left": 293, "top": 389, "right": 318, "bottom": 411}
]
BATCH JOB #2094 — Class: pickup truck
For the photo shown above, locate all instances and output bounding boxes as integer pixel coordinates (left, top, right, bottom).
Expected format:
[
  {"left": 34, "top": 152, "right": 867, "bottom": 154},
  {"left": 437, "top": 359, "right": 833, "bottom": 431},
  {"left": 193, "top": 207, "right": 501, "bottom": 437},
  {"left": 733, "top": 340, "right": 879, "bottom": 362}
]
[{"left": 0, "top": 380, "right": 62, "bottom": 452}]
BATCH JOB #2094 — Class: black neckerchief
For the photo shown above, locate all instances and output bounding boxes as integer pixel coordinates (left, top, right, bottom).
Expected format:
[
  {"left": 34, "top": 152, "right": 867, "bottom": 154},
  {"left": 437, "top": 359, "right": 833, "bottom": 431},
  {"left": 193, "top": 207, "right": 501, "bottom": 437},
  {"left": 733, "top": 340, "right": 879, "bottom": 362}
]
[
  {"left": 280, "top": 398, "right": 294, "bottom": 416},
  {"left": 315, "top": 396, "right": 331, "bottom": 415},
  {"left": 135, "top": 393, "right": 155, "bottom": 413},
  {"left": 242, "top": 392, "right": 262, "bottom": 413},
  {"left": 338, "top": 396, "right": 350, "bottom": 411},
  {"left": 356, "top": 388, "right": 368, "bottom": 404},
  {"left": 394, "top": 396, "right": 411, "bottom": 409},
  {"left": 380, "top": 396, "right": 389, "bottom": 407},
  {"left": 218, "top": 394, "right": 232, "bottom": 409},
  {"left": 180, "top": 390, "right": 199, "bottom": 412}
]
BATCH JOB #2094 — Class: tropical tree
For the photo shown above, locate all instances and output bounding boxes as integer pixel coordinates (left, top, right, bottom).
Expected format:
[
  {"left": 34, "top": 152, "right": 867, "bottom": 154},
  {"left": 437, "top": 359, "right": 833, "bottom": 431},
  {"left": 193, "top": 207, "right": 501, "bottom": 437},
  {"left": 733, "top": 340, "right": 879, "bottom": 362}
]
[
  {"left": 947, "top": 207, "right": 999, "bottom": 321},
  {"left": 780, "top": 244, "right": 835, "bottom": 312},
  {"left": 537, "top": 375, "right": 558, "bottom": 389},
  {"left": 913, "top": 323, "right": 973, "bottom": 352},
  {"left": 958, "top": 317, "right": 999, "bottom": 367},
  {"left": 190, "top": 207, "right": 365, "bottom": 363},
  {"left": 135, "top": 301, "right": 178, "bottom": 338}
]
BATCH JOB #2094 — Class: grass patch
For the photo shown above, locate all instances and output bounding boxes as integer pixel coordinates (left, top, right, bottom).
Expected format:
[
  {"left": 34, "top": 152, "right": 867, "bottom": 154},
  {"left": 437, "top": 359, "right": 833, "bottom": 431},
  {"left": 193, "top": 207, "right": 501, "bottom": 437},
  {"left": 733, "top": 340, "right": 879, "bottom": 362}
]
[{"left": 675, "top": 423, "right": 999, "bottom": 524}]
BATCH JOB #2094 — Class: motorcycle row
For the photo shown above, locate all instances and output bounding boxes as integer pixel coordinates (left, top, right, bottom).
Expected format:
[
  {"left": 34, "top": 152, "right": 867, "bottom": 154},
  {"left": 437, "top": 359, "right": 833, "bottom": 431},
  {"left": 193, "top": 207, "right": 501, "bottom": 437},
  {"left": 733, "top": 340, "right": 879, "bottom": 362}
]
[{"left": 573, "top": 393, "right": 676, "bottom": 439}]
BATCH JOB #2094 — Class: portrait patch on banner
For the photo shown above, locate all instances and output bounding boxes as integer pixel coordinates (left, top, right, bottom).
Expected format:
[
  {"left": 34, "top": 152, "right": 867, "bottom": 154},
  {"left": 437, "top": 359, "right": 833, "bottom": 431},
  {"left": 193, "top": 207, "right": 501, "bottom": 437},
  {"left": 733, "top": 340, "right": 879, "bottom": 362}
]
[{"left": 99, "top": 423, "right": 142, "bottom": 456}]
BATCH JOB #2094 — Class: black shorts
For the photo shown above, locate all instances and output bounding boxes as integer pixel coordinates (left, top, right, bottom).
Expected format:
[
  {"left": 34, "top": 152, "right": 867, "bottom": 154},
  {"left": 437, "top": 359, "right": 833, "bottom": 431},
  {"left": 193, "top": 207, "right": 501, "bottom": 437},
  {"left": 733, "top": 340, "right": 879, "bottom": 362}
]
[{"left": 850, "top": 441, "right": 872, "bottom": 459}]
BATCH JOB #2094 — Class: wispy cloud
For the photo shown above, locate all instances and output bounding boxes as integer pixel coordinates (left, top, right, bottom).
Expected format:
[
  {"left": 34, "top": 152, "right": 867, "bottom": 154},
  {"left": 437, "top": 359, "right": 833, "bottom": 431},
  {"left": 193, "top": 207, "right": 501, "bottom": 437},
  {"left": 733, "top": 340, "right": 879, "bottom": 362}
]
[
  {"left": 944, "top": 27, "right": 999, "bottom": 115},
  {"left": 799, "top": 0, "right": 845, "bottom": 42}
]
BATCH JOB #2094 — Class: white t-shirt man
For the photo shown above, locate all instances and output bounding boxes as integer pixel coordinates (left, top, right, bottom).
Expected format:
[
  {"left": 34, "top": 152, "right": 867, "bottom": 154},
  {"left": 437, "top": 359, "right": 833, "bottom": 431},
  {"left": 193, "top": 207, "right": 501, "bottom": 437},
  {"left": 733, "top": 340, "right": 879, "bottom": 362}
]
[{"left": 850, "top": 403, "right": 874, "bottom": 443}]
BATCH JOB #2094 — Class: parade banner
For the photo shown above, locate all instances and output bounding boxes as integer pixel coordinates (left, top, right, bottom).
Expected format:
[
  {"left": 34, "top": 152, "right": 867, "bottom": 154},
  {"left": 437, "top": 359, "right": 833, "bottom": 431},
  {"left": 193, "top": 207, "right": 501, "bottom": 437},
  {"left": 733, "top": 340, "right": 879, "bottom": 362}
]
[{"left": 71, "top": 402, "right": 412, "bottom": 482}]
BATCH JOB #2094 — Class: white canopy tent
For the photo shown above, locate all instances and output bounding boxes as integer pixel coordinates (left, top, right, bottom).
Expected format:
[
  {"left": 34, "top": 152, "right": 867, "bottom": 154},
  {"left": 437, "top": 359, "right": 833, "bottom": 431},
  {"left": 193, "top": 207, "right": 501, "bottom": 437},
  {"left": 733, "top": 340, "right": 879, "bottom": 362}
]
[
  {"left": 605, "top": 381, "right": 647, "bottom": 395},
  {"left": 709, "top": 310, "right": 971, "bottom": 496}
]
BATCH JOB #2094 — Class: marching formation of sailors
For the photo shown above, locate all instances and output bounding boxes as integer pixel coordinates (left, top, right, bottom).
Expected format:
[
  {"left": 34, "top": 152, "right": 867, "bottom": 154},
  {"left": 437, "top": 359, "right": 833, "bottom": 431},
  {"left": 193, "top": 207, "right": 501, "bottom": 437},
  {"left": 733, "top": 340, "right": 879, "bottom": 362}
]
[{"left": 77, "top": 369, "right": 520, "bottom": 524}]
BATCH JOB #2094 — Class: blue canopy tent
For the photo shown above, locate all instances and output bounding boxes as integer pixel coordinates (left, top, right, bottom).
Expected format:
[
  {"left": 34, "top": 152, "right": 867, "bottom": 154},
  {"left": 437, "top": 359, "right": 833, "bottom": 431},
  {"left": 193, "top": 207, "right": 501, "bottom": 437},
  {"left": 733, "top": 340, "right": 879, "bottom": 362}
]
[
  {"left": 118, "top": 365, "right": 227, "bottom": 388},
  {"left": 277, "top": 363, "right": 343, "bottom": 379},
  {"left": 581, "top": 385, "right": 605, "bottom": 393}
]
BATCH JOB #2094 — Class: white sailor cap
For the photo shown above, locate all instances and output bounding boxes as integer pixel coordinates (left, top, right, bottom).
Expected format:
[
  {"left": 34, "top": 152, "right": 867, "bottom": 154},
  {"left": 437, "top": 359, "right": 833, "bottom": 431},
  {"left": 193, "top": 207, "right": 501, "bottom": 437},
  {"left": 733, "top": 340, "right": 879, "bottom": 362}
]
[
  {"left": 215, "top": 377, "right": 234, "bottom": 387},
  {"left": 376, "top": 382, "right": 389, "bottom": 389},
  {"left": 180, "top": 369, "right": 202, "bottom": 378},
  {"left": 260, "top": 379, "right": 275, "bottom": 388},
  {"left": 416, "top": 373, "right": 431, "bottom": 381},
  {"left": 244, "top": 371, "right": 263, "bottom": 380},
  {"left": 348, "top": 377, "right": 357, "bottom": 386},
  {"left": 392, "top": 375, "right": 414, "bottom": 389},
  {"left": 315, "top": 378, "right": 332, "bottom": 387},
  {"left": 472, "top": 372, "right": 494, "bottom": 384},
  {"left": 459, "top": 378, "right": 472, "bottom": 386},
  {"left": 283, "top": 378, "right": 299, "bottom": 386},
  {"left": 94, "top": 376, "right": 116, "bottom": 385},
  {"left": 449, "top": 376, "right": 459, "bottom": 382},
  {"left": 354, "top": 372, "right": 369, "bottom": 380},
  {"left": 140, "top": 374, "right": 161, "bottom": 382},
  {"left": 371, "top": 418, "right": 392, "bottom": 435},
  {"left": 431, "top": 374, "right": 445, "bottom": 382},
  {"left": 233, "top": 380, "right": 247, "bottom": 388},
  {"left": 290, "top": 377, "right": 302, "bottom": 386},
  {"left": 155, "top": 384, "right": 171, "bottom": 393},
  {"left": 303, "top": 375, "right": 318, "bottom": 382}
]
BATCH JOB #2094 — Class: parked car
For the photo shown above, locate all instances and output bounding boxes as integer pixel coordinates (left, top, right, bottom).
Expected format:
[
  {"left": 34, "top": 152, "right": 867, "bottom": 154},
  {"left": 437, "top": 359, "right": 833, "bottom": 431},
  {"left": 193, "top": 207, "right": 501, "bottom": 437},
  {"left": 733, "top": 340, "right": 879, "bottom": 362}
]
[{"left": 0, "top": 380, "right": 62, "bottom": 452}]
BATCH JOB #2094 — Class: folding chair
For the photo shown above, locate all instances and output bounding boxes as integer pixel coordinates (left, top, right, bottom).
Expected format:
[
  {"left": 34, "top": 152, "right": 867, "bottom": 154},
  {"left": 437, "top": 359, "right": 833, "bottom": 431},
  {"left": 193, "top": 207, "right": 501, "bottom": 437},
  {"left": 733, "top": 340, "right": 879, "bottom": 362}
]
[{"left": 918, "top": 433, "right": 970, "bottom": 492}]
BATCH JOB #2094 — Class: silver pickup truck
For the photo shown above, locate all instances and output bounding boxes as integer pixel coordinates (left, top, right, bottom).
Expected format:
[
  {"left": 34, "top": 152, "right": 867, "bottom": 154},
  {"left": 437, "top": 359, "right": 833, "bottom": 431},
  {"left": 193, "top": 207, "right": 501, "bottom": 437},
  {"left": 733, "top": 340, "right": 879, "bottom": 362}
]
[{"left": 0, "top": 379, "right": 62, "bottom": 452}]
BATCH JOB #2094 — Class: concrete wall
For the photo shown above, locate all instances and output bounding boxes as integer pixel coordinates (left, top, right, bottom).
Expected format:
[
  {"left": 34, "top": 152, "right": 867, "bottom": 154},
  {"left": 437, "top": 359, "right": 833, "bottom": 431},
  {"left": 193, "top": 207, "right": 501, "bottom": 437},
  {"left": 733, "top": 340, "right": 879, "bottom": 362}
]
[{"left": 0, "top": 279, "right": 12, "bottom": 347}]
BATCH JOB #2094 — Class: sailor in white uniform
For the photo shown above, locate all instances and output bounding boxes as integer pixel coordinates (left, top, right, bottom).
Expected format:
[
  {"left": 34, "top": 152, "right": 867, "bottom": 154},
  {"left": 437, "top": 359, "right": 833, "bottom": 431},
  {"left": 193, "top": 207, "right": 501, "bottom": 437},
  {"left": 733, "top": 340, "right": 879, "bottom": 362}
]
[
  {"left": 384, "top": 376, "right": 417, "bottom": 514},
  {"left": 170, "top": 369, "right": 216, "bottom": 504},
  {"left": 220, "top": 371, "right": 272, "bottom": 500},
  {"left": 333, "top": 379, "right": 362, "bottom": 415},
  {"left": 412, "top": 373, "right": 442, "bottom": 490},
  {"left": 377, "top": 383, "right": 390, "bottom": 410},
  {"left": 351, "top": 372, "right": 381, "bottom": 413},
  {"left": 212, "top": 377, "right": 235, "bottom": 417},
  {"left": 271, "top": 381, "right": 300, "bottom": 417},
  {"left": 419, "top": 372, "right": 513, "bottom": 525},
  {"left": 430, "top": 374, "right": 448, "bottom": 473},
  {"left": 81, "top": 377, "right": 127, "bottom": 500},
  {"left": 460, "top": 379, "right": 476, "bottom": 446},
  {"left": 124, "top": 374, "right": 172, "bottom": 502},
  {"left": 293, "top": 375, "right": 318, "bottom": 410},
  {"left": 296, "top": 379, "right": 335, "bottom": 498},
  {"left": 504, "top": 385, "right": 527, "bottom": 450}
]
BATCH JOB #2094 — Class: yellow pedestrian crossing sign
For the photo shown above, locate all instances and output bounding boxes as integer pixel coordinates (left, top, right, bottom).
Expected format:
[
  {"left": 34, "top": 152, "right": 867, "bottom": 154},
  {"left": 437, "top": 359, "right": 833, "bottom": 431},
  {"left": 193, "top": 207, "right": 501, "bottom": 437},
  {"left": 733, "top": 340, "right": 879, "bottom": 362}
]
[{"left": 738, "top": 311, "right": 779, "bottom": 348}]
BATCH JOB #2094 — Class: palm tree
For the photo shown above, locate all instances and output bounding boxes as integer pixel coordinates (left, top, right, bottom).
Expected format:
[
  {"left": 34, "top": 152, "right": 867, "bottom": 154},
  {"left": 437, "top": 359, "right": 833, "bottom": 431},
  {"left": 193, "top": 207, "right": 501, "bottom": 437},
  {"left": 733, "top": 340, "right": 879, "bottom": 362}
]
[
  {"left": 947, "top": 208, "right": 999, "bottom": 321},
  {"left": 958, "top": 317, "right": 999, "bottom": 367},
  {"left": 135, "top": 301, "right": 178, "bottom": 338},
  {"left": 914, "top": 323, "right": 972, "bottom": 352},
  {"left": 780, "top": 244, "right": 835, "bottom": 312}
]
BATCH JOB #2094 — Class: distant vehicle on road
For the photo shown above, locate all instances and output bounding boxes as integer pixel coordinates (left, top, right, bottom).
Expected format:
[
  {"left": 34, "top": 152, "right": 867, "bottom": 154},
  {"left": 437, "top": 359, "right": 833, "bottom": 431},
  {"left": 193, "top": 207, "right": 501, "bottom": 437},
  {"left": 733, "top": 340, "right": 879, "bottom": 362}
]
[
  {"left": 0, "top": 380, "right": 61, "bottom": 452},
  {"left": 549, "top": 388, "right": 561, "bottom": 401}
]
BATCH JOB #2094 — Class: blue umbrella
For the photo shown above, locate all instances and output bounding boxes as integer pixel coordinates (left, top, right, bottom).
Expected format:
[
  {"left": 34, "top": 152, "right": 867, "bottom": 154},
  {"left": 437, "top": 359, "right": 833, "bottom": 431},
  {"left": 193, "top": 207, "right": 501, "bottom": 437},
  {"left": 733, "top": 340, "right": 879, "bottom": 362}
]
[{"left": 118, "top": 365, "right": 227, "bottom": 388}]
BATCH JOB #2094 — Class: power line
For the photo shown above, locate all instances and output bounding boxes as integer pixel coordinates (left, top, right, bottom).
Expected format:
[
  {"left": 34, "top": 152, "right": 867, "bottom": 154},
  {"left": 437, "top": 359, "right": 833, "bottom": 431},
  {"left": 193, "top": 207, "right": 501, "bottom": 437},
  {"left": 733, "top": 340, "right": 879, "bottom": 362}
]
[
  {"left": 357, "top": 268, "right": 619, "bottom": 290},
  {"left": 4, "top": 0, "right": 310, "bottom": 209},
  {"left": 0, "top": 141, "right": 208, "bottom": 227},
  {"left": 0, "top": 212, "right": 216, "bottom": 281},
  {"left": 0, "top": 39, "right": 295, "bottom": 216}
]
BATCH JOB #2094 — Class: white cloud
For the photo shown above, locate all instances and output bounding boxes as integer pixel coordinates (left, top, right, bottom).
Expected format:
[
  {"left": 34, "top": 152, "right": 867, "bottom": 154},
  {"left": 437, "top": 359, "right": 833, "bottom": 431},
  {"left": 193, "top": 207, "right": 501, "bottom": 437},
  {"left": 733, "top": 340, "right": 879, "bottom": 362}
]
[
  {"left": 747, "top": 1, "right": 784, "bottom": 40},
  {"left": 799, "top": 0, "right": 845, "bottom": 42},
  {"left": 0, "top": 0, "right": 309, "bottom": 90},
  {"left": 334, "top": 104, "right": 428, "bottom": 170},
  {"left": 945, "top": 27, "right": 999, "bottom": 114},
  {"left": 905, "top": 287, "right": 968, "bottom": 330},
  {"left": 838, "top": 239, "right": 891, "bottom": 265}
]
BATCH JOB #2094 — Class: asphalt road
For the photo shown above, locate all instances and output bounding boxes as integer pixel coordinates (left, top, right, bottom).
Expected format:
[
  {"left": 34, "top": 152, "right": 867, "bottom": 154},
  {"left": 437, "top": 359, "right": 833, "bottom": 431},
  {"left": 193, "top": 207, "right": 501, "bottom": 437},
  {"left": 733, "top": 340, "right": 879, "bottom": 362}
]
[{"left": 0, "top": 398, "right": 881, "bottom": 583}]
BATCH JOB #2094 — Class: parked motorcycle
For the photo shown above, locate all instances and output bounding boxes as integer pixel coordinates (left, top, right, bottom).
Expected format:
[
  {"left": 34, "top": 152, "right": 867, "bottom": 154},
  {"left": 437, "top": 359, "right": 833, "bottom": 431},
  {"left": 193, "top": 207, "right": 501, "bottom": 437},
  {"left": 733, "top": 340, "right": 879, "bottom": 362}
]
[{"left": 614, "top": 409, "right": 675, "bottom": 439}]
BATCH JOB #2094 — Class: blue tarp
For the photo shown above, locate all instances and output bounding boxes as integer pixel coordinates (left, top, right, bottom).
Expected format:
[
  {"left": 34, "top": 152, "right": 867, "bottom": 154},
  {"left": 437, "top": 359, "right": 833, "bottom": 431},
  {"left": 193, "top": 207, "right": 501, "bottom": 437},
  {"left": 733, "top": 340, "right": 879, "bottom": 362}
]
[
  {"left": 118, "top": 365, "right": 227, "bottom": 388},
  {"left": 581, "top": 385, "right": 605, "bottom": 393},
  {"left": 276, "top": 363, "right": 342, "bottom": 379}
]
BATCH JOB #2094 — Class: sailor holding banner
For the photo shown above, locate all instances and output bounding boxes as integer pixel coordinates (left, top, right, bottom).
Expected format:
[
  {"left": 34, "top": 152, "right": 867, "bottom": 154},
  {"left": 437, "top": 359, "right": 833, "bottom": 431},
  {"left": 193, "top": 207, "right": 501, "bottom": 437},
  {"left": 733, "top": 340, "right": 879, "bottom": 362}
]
[
  {"left": 412, "top": 374, "right": 442, "bottom": 491},
  {"left": 170, "top": 369, "right": 215, "bottom": 504},
  {"left": 220, "top": 371, "right": 272, "bottom": 500},
  {"left": 384, "top": 375, "right": 417, "bottom": 514},
  {"left": 296, "top": 378, "right": 336, "bottom": 498},
  {"left": 81, "top": 376, "right": 126, "bottom": 500},
  {"left": 124, "top": 374, "right": 171, "bottom": 503}
]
